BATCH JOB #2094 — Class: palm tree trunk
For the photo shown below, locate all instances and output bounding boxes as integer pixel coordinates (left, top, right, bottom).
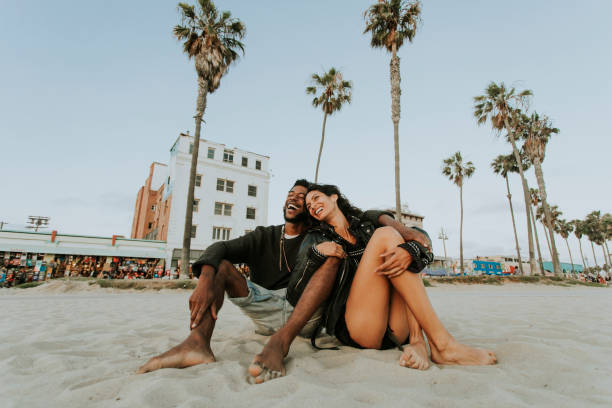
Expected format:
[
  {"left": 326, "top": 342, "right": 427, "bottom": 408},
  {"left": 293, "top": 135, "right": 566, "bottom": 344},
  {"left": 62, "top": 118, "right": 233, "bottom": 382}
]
[
  {"left": 542, "top": 222, "right": 552, "bottom": 258},
  {"left": 181, "top": 80, "right": 207, "bottom": 280},
  {"left": 577, "top": 238, "right": 586, "bottom": 270},
  {"left": 564, "top": 238, "right": 575, "bottom": 273},
  {"left": 505, "top": 175, "right": 524, "bottom": 275},
  {"left": 601, "top": 245, "right": 609, "bottom": 270},
  {"left": 504, "top": 118, "right": 536, "bottom": 275},
  {"left": 459, "top": 182, "right": 464, "bottom": 275},
  {"left": 590, "top": 240, "right": 598, "bottom": 267},
  {"left": 314, "top": 112, "right": 328, "bottom": 183},
  {"left": 604, "top": 241, "right": 612, "bottom": 267},
  {"left": 390, "top": 45, "right": 402, "bottom": 221},
  {"left": 533, "top": 159, "right": 562, "bottom": 276},
  {"left": 530, "top": 205, "right": 545, "bottom": 275}
]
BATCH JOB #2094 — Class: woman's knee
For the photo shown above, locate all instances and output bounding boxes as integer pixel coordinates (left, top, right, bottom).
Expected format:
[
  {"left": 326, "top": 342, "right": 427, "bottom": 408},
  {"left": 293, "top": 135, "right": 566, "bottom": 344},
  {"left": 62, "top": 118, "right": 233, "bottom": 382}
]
[{"left": 371, "top": 226, "right": 403, "bottom": 244}]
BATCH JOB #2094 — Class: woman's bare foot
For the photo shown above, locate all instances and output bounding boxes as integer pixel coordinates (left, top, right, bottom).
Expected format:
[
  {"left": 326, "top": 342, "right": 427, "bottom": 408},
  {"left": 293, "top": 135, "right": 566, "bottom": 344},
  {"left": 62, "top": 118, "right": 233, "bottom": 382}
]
[
  {"left": 248, "top": 333, "right": 289, "bottom": 384},
  {"left": 430, "top": 339, "right": 497, "bottom": 366},
  {"left": 136, "top": 329, "right": 215, "bottom": 374},
  {"left": 399, "top": 340, "right": 430, "bottom": 370}
]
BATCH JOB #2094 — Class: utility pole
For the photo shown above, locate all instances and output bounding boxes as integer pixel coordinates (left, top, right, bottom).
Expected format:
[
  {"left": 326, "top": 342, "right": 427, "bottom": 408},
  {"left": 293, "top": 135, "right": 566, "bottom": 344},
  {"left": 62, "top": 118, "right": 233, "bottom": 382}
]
[
  {"left": 438, "top": 227, "right": 448, "bottom": 268},
  {"left": 0, "top": 221, "right": 7, "bottom": 230},
  {"left": 26, "top": 216, "right": 50, "bottom": 232}
]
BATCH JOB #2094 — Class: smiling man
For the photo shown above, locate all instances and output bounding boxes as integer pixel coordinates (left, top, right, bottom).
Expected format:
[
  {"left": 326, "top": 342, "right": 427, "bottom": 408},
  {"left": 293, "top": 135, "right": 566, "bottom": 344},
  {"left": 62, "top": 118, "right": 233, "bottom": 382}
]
[{"left": 137, "top": 179, "right": 329, "bottom": 373}]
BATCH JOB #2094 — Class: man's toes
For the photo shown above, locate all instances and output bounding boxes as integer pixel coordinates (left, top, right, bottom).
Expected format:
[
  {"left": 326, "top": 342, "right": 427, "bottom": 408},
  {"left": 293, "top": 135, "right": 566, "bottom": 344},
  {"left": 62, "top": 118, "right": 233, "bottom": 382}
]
[
  {"left": 254, "top": 368, "right": 284, "bottom": 384},
  {"left": 248, "top": 361, "right": 264, "bottom": 378}
]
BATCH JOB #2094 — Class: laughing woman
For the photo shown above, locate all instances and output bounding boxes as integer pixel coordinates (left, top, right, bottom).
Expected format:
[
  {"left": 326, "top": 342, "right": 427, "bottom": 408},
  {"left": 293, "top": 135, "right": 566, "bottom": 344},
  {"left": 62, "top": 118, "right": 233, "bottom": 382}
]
[{"left": 289, "top": 184, "right": 497, "bottom": 369}]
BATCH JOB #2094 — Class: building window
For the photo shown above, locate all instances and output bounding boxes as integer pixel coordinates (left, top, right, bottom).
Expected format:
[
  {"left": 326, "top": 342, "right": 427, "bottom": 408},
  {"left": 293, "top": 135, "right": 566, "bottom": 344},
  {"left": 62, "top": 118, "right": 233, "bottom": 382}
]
[
  {"left": 151, "top": 205, "right": 156, "bottom": 211},
  {"left": 248, "top": 185, "right": 257, "bottom": 197},
  {"left": 255, "top": 160, "right": 262, "bottom": 170},
  {"left": 148, "top": 222, "right": 153, "bottom": 229},
  {"left": 193, "top": 199, "right": 199, "bottom": 212},
  {"left": 214, "top": 202, "right": 232, "bottom": 216},
  {"left": 195, "top": 174, "right": 202, "bottom": 187},
  {"left": 246, "top": 207, "right": 256, "bottom": 220},
  {"left": 189, "top": 143, "right": 194, "bottom": 154},
  {"left": 223, "top": 150, "right": 234, "bottom": 163},
  {"left": 191, "top": 225, "right": 197, "bottom": 239},
  {"left": 212, "top": 226, "right": 231, "bottom": 241},
  {"left": 216, "top": 178, "right": 234, "bottom": 193},
  {"left": 242, "top": 157, "right": 248, "bottom": 167},
  {"left": 207, "top": 147, "right": 215, "bottom": 159}
]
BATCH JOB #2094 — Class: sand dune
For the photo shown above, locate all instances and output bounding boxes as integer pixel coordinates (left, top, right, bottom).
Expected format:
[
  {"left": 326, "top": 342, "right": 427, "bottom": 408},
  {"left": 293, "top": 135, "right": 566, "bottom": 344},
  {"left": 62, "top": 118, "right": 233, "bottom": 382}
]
[{"left": 1, "top": 283, "right": 611, "bottom": 407}]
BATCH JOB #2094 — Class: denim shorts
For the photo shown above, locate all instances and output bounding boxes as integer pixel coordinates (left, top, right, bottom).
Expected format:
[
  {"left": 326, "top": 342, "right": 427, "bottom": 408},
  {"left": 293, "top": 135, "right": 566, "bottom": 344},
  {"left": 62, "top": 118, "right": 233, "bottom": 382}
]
[{"left": 229, "top": 279, "right": 322, "bottom": 337}]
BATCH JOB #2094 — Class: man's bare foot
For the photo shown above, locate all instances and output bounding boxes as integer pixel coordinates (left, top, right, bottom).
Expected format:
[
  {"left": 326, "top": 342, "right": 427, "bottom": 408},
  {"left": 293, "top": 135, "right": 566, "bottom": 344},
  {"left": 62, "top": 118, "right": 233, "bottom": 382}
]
[
  {"left": 136, "top": 330, "right": 215, "bottom": 374},
  {"left": 248, "top": 333, "right": 289, "bottom": 384},
  {"left": 430, "top": 339, "right": 497, "bottom": 366},
  {"left": 399, "top": 340, "right": 430, "bottom": 370}
]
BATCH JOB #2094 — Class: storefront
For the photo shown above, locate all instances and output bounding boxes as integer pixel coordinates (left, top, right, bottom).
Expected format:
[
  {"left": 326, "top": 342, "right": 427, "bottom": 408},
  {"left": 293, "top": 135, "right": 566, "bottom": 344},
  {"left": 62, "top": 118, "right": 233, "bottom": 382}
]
[{"left": 0, "top": 230, "right": 169, "bottom": 286}]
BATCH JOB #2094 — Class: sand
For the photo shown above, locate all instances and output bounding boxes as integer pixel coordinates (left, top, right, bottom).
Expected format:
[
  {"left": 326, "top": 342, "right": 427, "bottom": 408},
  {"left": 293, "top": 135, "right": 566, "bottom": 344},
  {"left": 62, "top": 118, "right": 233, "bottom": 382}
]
[{"left": 1, "top": 282, "right": 611, "bottom": 407}]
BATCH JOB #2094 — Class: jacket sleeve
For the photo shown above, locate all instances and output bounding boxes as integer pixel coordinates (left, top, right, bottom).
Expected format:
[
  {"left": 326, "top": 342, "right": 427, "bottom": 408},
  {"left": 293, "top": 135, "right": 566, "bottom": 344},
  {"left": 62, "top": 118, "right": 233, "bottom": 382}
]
[
  {"left": 191, "top": 227, "right": 265, "bottom": 278},
  {"left": 286, "top": 232, "right": 328, "bottom": 306},
  {"left": 362, "top": 210, "right": 395, "bottom": 227}
]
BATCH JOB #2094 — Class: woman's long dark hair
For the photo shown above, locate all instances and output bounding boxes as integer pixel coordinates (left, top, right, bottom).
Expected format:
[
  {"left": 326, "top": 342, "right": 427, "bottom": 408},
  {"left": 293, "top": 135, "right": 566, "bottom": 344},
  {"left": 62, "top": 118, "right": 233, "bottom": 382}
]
[{"left": 307, "top": 184, "right": 363, "bottom": 222}]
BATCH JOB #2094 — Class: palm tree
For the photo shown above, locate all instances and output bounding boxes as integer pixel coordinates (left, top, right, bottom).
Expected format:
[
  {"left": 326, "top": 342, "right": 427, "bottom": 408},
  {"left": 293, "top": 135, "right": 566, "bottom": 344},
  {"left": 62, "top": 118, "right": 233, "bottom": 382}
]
[
  {"left": 521, "top": 112, "right": 562, "bottom": 276},
  {"left": 527, "top": 187, "right": 545, "bottom": 275},
  {"left": 571, "top": 219, "right": 587, "bottom": 269},
  {"left": 442, "top": 151, "right": 475, "bottom": 275},
  {"left": 491, "top": 153, "right": 524, "bottom": 275},
  {"left": 175, "top": 0, "right": 245, "bottom": 278},
  {"left": 603, "top": 213, "right": 612, "bottom": 266},
  {"left": 473, "top": 83, "right": 538, "bottom": 274},
  {"left": 364, "top": 0, "right": 422, "bottom": 220},
  {"left": 536, "top": 203, "right": 561, "bottom": 261},
  {"left": 556, "top": 219, "right": 575, "bottom": 273},
  {"left": 584, "top": 211, "right": 608, "bottom": 269},
  {"left": 306, "top": 68, "right": 352, "bottom": 183}
]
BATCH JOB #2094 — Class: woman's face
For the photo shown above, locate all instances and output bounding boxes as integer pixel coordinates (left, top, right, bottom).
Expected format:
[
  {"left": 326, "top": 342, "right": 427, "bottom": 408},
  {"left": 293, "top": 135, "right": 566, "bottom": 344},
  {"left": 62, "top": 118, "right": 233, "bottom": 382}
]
[{"left": 305, "top": 190, "right": 338, "bottom": 221}]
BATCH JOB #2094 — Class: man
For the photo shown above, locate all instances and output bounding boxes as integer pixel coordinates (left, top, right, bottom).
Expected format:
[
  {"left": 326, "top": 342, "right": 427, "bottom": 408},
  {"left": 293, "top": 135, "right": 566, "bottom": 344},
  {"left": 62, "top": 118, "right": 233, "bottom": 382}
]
[
  {"left": 137, "top": 179, "right": 430, "bottom": 378},
  {"left": 137, "top": 179, "right": 323, "bottom": 373}
]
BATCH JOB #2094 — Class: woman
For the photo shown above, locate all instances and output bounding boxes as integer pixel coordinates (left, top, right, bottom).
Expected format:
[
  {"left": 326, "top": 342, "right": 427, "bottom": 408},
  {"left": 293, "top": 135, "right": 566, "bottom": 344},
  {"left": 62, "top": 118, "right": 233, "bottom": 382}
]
[{"left": 292, "top": 183, "right": 497, "bottom": 369}]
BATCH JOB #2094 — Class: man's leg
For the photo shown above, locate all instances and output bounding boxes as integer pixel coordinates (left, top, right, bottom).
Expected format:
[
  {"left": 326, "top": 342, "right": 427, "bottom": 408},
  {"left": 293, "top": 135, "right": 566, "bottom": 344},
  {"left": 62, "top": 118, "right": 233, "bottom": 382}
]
[
  {"left": 248, "top": 257, "right": 341, "bottom": 384},
  {"left": 137, "top": 260, "right": 248, "bottom": 373}
]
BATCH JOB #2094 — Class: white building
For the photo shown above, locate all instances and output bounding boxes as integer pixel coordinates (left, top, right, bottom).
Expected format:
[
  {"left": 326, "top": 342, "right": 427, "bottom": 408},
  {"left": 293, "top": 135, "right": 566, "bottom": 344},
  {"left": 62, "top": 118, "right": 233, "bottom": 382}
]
[{"left": 131, "top": 132, "right": 270, "bottom": 270}]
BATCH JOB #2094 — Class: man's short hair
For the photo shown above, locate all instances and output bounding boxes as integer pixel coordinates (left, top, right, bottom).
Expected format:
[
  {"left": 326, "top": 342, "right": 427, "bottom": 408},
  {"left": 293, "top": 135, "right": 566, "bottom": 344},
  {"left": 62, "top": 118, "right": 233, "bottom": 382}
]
[{"left": 292, "top": 179, "right": 311, "bottom": 190}]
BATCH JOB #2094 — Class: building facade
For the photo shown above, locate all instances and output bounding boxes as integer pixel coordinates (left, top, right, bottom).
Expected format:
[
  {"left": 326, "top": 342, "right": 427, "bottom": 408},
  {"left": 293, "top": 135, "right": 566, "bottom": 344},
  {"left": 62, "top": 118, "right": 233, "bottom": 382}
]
[{"left": 131, "top": 132, "right": 270, "bottom": 269}]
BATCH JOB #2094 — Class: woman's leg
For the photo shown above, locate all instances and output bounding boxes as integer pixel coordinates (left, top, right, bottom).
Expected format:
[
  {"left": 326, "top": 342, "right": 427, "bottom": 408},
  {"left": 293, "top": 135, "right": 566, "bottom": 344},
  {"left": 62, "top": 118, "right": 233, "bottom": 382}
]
[
  {"left": 346, "top": 227, "right": 496, "bottom": 366},
  {"left": 344, "top": 227, "right": 430, "bottom": 369}
]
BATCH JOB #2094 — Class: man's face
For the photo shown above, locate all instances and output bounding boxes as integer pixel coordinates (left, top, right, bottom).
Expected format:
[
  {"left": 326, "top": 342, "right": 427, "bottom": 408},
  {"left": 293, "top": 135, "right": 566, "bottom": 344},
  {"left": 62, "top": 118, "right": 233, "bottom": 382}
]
[{"left": 283, "top": 185, "right": 308, "bottom": 223}]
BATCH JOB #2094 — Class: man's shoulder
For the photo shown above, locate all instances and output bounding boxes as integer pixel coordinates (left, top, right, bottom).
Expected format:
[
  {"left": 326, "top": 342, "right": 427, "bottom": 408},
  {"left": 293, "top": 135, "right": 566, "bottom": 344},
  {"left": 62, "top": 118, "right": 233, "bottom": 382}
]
[{"left": 252, "top": 224, "right": 282, "bottom": 237}]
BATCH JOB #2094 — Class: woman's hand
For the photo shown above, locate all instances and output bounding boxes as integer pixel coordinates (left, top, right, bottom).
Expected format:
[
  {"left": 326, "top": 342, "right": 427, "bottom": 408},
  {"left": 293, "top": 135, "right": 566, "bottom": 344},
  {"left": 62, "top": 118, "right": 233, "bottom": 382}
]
[
  {"left": 315, "top": 242, "right": 347, "bottom": 259},
  {"left": 375, "top": 247, "right": 413, "bottom": 278}
]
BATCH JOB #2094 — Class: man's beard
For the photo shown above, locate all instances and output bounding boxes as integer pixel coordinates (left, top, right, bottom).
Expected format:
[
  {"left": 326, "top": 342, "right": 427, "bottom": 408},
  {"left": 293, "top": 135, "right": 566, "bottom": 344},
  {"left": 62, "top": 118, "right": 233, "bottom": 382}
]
[{"left": 283, "top": 208, "right": 308, "bottom": 224}]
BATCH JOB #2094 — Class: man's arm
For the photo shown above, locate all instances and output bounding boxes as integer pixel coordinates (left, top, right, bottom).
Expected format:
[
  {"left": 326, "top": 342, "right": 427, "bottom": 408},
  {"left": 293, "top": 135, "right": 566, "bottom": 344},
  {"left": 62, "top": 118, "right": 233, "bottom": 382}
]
[{"left": 377, "top": 214, "right": 432, "bottom": 249}]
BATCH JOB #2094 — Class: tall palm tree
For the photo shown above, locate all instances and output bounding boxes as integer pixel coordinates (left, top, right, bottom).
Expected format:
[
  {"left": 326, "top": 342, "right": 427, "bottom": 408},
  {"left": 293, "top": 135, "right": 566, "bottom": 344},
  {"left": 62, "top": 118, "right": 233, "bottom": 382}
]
[
  {"left": 175, "top": 0, "right": 245, "bottom": 278},
  {"left": 306, "top": 68, "right": 352, "bottom": 183},
  {"left": 521, "top": 112, "right": 562, "bottom": 276},
  {"left": 364, "top": 0, "right": 422, "bottom": 220},
  {"left": 442, "top": 151, "right": 475, "bottom": 275},
  {"left": 571, "top": 219, "right": 587, "bottom": 269},
  {"left": 491, "top": 153, "right": 524, "bottom": 275},
  {"left": 536, "top": 203, "right": 561, "bottom": 260},
  {"left": 473, "top": 83, "right": 537, "bottom": 274},
  {"left": 527, "top": 187, "right": 545, "bottom": 275},
  {"left": 556, "top": 219, "right": 575, "bottom": 273}
]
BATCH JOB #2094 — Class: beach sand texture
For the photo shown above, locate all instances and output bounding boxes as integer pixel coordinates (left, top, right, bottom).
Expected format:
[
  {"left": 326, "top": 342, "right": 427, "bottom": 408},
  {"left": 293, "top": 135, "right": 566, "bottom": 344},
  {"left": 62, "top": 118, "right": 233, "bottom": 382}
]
[{"left": 1, "top": 282, "right": 611, "bottom": 408}]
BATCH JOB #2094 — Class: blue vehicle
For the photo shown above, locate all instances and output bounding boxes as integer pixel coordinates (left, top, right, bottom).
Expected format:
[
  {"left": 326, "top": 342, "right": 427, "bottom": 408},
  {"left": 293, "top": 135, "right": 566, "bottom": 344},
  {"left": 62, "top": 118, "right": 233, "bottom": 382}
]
[{"left": 472, "top": 260, "right": 504, "bottom": 275}]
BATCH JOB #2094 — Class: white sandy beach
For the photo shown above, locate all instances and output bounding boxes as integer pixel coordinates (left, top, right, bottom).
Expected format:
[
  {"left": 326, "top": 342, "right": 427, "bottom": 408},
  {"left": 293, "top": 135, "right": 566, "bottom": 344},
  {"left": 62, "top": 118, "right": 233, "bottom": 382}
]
[{"left": 1, "top": 282, "right": 611, "bottom": 408}]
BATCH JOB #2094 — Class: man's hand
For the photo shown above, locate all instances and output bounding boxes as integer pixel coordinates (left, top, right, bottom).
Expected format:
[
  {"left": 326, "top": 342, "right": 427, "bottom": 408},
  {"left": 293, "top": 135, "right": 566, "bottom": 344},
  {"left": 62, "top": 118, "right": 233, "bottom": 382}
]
[
  {"left": 375, "top": 247, "right": 413, "bottom": 278},
  {"left": 189, "top": 267, "right": 217, "bottom": 329},
  {"left": 315, "top": 242, "right": 346, "bottom": 258}
]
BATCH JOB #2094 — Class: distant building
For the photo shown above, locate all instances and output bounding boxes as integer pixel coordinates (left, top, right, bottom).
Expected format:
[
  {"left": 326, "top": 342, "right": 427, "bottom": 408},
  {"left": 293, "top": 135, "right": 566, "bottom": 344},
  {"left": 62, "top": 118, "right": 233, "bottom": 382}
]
[
  {"left": 542, "top": 261, "right": 583, "bottom": 274},
  {"left": 131, "top": 132, "right": 270, "bottom": 269}
]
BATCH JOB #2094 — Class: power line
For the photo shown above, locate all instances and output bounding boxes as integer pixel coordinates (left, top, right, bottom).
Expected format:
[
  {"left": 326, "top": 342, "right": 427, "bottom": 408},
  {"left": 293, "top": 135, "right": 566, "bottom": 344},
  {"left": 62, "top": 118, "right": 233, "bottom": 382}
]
[{"left": 26, "top": 216, "right": 50, "bottom": 232}]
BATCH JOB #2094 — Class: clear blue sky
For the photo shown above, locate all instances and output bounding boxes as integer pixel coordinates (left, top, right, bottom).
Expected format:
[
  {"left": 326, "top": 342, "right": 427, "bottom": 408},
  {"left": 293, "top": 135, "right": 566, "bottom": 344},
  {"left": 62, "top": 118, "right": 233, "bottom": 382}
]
[{"left": 1, "top": 0, "right": 611, "bottom": 265}]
